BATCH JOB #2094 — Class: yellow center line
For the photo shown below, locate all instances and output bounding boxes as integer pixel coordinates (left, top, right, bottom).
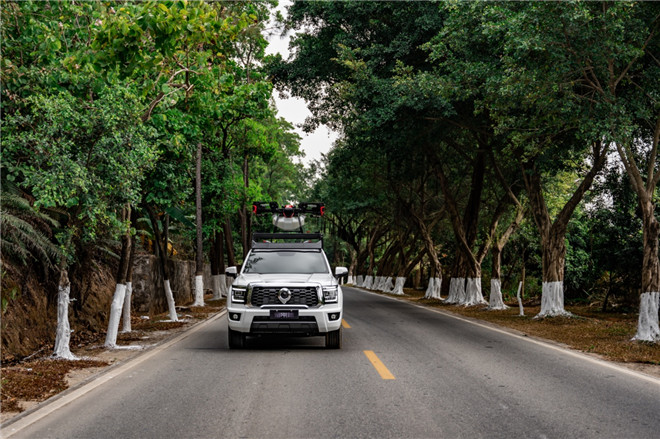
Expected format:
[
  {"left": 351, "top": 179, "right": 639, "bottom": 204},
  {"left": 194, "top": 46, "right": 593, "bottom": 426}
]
[
  {"left": 341, "top": 319, "right": 351, "bottom": 329},
  {"left": 363, "top": 350, "right": 395, "bottom": 380}
]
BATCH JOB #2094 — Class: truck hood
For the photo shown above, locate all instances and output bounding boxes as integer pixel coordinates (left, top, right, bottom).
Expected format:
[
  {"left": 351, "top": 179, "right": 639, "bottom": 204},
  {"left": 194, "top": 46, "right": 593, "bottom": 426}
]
[{"left": 234, "top": 272, "right": 336, "bottom": 287}]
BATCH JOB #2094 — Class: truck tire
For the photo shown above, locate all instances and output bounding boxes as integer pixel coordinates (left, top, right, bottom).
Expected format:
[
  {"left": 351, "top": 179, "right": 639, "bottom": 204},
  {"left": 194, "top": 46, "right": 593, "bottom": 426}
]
[
  {"left": 228, "top": 328, "right": 246, "bottom": 349},
  {"left": 325, "top": 328, "right": 342, "bottom": 349}
]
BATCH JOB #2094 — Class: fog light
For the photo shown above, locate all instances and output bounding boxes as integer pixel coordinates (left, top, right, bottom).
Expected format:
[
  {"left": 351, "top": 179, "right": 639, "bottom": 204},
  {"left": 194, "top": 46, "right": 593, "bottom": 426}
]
[
  {"left": 328, "top": 313, "right": 340, "bottom": 321},
  {"left": 229, "top": 313, "right": 242, "bottom": 321}
]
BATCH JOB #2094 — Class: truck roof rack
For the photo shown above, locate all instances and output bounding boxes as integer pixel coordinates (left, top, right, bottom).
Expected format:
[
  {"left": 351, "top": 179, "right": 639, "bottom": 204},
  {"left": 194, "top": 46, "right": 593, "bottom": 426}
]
[
  {"left": 252, "top": 201, "right": 326, "bottom": 234},
  {"left": 252, "top": 232, "right": 323, "bottom": 249}
]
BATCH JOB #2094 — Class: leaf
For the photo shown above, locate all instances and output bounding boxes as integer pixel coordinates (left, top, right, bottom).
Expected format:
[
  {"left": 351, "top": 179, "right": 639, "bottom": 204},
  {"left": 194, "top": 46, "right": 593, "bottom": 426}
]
[{"left": 165, "top": 206, "right": 195, "bottom": 229}]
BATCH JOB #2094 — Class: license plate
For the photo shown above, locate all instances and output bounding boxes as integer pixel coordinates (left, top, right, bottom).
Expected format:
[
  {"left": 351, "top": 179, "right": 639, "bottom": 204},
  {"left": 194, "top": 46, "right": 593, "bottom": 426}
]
[{"left": 270, "top": 310, "right": 298, "bottom": 320}]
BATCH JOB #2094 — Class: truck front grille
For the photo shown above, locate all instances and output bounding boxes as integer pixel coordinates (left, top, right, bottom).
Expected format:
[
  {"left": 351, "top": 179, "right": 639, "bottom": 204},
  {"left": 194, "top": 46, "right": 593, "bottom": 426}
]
[{"left": 250, "top": 286, "right": 319, "bottom": 307}]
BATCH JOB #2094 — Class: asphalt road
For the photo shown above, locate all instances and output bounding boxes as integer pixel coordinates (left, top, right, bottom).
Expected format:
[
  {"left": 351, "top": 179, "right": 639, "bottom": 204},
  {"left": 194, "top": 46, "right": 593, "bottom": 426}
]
[{"left": 4, "top": 287, "right": 660, "bottom": 438}]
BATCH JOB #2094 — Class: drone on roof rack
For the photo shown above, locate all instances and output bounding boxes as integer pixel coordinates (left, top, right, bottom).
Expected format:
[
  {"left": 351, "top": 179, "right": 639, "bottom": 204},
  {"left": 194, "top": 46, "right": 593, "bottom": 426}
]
[{"left": 252, "top": 201, "right": 325, "bottom": 234}]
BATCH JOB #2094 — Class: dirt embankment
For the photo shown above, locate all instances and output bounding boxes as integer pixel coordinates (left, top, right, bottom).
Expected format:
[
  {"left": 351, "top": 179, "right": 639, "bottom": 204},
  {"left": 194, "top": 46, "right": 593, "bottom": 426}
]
[
  {"left": 1, "top": 258, "right": 117, "bottom": 363},
  {"left": 1, "top": 253, "right": 215, "bottom": 364}
]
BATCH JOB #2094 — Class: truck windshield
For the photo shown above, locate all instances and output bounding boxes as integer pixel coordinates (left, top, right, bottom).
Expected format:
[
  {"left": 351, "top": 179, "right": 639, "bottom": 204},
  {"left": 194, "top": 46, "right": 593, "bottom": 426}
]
[{"left": 243, "top": 251, "right": 329, "bottom": 274}]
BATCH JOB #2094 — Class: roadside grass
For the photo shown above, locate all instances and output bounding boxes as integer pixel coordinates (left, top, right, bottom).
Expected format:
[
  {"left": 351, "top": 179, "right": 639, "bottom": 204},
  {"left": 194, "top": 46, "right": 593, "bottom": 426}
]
[
  {"left": 1, "top": 296, "right": 225, "bottom": 417},
  {"left": 398, "top": 288, "right": 659, "bottom": 365}
]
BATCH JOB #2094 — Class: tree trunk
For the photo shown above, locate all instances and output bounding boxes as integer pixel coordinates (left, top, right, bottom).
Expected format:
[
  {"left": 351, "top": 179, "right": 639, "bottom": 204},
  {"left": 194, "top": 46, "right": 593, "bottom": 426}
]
[
  {"left": 210, "top": 230, "right": 227, "bottom": 299},
  {"left": 53, "top": 267, "right": 78, "bottom": 360},
  {"left": 413, "top": 212, "right": 443, "bottom": 299},
  {"left": 434, "top": 155, "right": 486, "bottom": 306},
  {"left": 122, "top": 209, "right": 138, "bottom": 332},
  {"left": 105, "top": 205, "right": 132, "bottom": 347},
  {"left": 488, "top": 203, "right": 523, "bottom": 310},
  {"left": 224, "top": 218, "right": 236, "bottom": 268},
  {"left": 522, "top": 142, "right": 607, "bottom": 318},
  {"left": 614, "top": 120, "right": 660, "bottom": 341},
  {"left": 240, "top": 154, "right": 251, "bottom": 259},
  {"left": 633, "top": 201, "right": 660, "bottom": 341},
  {"left": 145, "top": 205, "right": 178, "bottom": 321},
  {"left": 488, "top": 245, "right": 508, "bottom": 310},
  {"left": 193, "top": 142, "right": 205, "bottom": 307}
]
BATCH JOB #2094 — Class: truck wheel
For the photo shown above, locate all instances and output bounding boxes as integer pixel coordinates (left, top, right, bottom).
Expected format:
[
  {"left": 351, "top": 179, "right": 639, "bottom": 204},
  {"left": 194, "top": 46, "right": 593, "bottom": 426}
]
[
  {"left": 325, "top": 328, "right": 342, "bottom": 349},
  {"left": 228, "top": 328, "right": 246, "bottom": 349}
]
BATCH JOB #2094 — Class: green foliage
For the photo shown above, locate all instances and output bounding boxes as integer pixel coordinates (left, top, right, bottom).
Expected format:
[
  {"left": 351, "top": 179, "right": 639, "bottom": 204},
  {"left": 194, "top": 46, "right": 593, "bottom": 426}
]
[
  {"left": 2, "top": 83, "right": 158, "bottom": 242},
  {"left": 0, "top": 182, "right": 62, "bottom": 270},
  {"left": 1, "top": 0, "right": 302, "bottom": 281}
]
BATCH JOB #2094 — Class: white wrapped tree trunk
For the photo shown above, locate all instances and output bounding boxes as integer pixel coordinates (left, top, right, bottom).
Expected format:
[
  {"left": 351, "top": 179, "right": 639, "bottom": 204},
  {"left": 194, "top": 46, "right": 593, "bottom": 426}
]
[
  {"left": 536, "top": 281, "right": 572, "bottom": 318},
  {"left": 425, "top": 278, "right": 443, "bottom": 299},
  {"left": 462, "top": 277, "right": 486, "bottom": 306},
  {"left": 488, "top": 279, "right": 508, "bottom": 310},
  {"left": 382, "top": 277, "right": 394, "bottom": 293},
  {"left": 378, "top": 276, "right": 388, "bottom": 291},
  {"left": 446, "top": 277, "right": 465, "bottom": 304},
  {"left": 122, "top": 281, "right": 133, "bottom": 332},
  {"left": 164, "top": 280, "right": 178, "bottom": 321},
  {"left": 193, "top": 274, "right": 205, "bottom": 306},
  {"left": 426, "top": 277, "right": 443, "bottom": 300},
  {"left": 516, "top": 281, "right": 525, "bottom": 316},
  {"left": 434, "top": 277, "right": 443, "bottom": 299},
  {"left": 105, "top": 283, "right": 127, "bottom": 348},
  {"left": 633, "top": 292, "right": 660, "bottom": 342},
  {"left": 424, "top": 277, "right": 435, "bottom": 299},
  {"left": 211, "top": 275, "right": 222, "bottom": 300},
  {"left": 427, "top": 277, "right": 443, "bottom": 300},
  {"left": 53, "top": 279, "right": 78, "bottom": 360},
  {"left": 391, "top": 277, "right": 406, "bottom": 295},
  {"left": 219, "top": 274, "right": 228, "bottom": 298}
]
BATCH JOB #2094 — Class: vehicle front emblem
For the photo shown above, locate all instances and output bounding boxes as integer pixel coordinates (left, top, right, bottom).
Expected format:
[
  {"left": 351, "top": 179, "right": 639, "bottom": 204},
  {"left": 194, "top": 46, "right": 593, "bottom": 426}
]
[{"left": 278, "top": 288, "right": 292, "bottom": 304}]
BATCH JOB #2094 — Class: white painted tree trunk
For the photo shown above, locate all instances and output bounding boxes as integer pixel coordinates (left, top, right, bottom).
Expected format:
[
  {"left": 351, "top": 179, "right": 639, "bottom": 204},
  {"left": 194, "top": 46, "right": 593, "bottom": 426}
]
[
  {"left": 536, "top": 281, "right": 572, "bottom": 318},
  {"left": 462, "top": 277, "right": 486, "bottom": 306},
  {"left": 424, "top": 277, "right": 435, "bottom": 299},
  {"left": 363, "top": 275, "right": 374, "bottom": 289},
  {"left": 373, "top": 276, "right": 382, "bottom": 290},
  {"left": 516, "top": 281, "right": 525, "bottom": 316},
  {"left": 392, "top": 277, "right": 406, "bottom": 295},
  {"left": 193, "top": 275, "right": 205, "bottom": 306},
  {"left": 379, "top": 277, "right": 388, "bottom": 291},
  {"left": 53, "top": 282, "right": 78, "bottom": 360},
  {"left": 425, "top": 278, "right": 443, "bottom": 299},
  {"left": 434, "top": 277, "right": 443, "bottom": 299},
  {"left": 633, "top": 292, "right": 660, "bottom": 342},
  {"left": 220, "top": 274, "right": 229, "bottom": 297},
  {"left": 122, "top": 282, "right": 132, "bottom": 332},
  {"left": 446, "top": 277, "right": 465, "bottom": 304},
  {"left": 488, "top": 279, "right": 508, "bottom": 310},
  {"left": 164, "top": 280, "right": 178, "bottom": 321},
  {"left": 211, "top": 275, "right": 222, "bottom": 300},
  {"left": 382, "top": 276, "right": 394, "bottom": 293},
  {"left": 347, "top": 275, "right": 354, "bottom": 285},
  {"left": 356, "top": 275, "right": 364, "bottom": 287},
  {"left": 105, "top": 283, "right": 127, "bottom": 348}
]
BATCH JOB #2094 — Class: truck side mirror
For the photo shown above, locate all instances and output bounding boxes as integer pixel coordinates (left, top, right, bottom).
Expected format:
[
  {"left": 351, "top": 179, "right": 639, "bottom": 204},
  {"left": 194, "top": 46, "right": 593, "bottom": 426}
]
[
  {"left": 334, "top": 267, "right": 348, "bottom": 279},
  {"left": 226, "top": 266, "right": 238, "bottom": 278}
]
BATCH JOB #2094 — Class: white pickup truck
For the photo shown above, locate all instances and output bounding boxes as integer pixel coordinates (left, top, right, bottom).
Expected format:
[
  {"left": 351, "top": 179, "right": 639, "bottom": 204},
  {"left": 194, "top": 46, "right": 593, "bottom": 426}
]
[{"left": 226, "top": 232, "right": 347, "bottom": 349}]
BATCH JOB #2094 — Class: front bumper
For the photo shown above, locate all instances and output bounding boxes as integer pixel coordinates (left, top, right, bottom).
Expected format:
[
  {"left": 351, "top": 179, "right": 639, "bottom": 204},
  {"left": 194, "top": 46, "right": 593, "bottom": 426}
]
[
  {"left": 227, "top": 303, "right": 342, "bottom": 335},
  {"left": 227, "top": 283, "right": 342, "bottom": 336}
]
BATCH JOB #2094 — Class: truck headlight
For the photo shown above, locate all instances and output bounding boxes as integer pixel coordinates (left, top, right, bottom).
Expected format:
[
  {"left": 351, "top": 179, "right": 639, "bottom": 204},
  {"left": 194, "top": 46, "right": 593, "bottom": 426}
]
[
  {"left": 231, "top": 286, "right": 247, "bottom": 303},
  {"left": 323, "top": 286, "right": 338, "bottom": 303}
]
